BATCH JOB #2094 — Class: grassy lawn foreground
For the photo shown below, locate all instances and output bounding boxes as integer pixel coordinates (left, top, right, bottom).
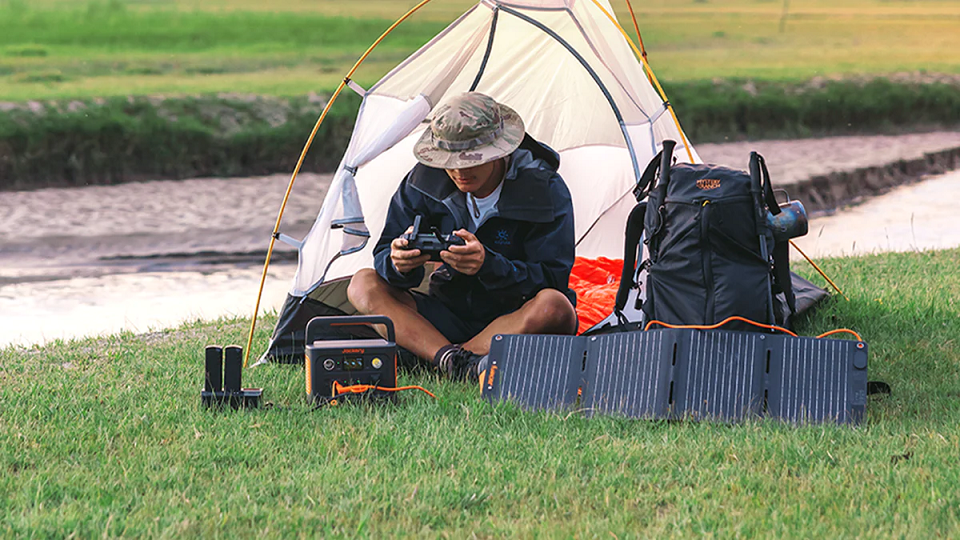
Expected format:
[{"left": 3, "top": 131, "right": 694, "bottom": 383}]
[
  {"left": 1, "top": 248, "right": 958, "bottom": 537},
  {"left": 1, "top": 0, "right": 959, "bottom": 101}
]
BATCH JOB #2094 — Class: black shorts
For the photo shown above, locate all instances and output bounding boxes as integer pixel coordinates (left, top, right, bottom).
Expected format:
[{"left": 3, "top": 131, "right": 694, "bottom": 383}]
[{"left": 410, "top": 291, "right": 497, "bottom": 344}]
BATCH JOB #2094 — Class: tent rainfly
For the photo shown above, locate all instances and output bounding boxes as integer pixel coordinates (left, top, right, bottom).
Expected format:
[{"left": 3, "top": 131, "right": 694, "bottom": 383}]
[{"left": 252, "top": 0, "right": 700, "bottom": 365}]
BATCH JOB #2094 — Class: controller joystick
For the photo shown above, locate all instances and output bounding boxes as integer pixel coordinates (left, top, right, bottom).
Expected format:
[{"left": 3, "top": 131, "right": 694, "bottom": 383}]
[{"left": 401, "top": 215, "right": 466, "bottom": 262}]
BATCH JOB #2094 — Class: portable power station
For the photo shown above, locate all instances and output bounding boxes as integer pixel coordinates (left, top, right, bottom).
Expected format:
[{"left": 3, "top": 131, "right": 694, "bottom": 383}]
[{"left": 304, "top": 315, "right": 397, "bottom": 403}]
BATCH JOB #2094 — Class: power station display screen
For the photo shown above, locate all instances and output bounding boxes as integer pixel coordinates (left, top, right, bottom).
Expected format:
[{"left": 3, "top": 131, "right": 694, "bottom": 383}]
[{"left": 342, "top": 357, "right": 364, "bottom": 371}]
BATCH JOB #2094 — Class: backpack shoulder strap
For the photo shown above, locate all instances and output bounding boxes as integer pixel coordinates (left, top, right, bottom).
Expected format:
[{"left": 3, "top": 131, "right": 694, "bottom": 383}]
[
  {"left": 632, "top": 140, "right": 678, "bottom": 202},
  {"left": 618, "top": 141, "right": 679, "bottom": 319},
  {"left": 773, "top": 242, "right": 796, "bottom": 314},
  {"left": 615, "top": 202, "right": 647, "bottom": 314},
  {"left": 633, "top": 151, "right": 662, "bottom": 202}
]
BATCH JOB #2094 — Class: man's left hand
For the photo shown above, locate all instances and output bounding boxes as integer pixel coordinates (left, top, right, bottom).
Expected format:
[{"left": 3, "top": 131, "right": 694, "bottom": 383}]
[{"left": 441, "top": 230, "right": 485, "bottom": 275}]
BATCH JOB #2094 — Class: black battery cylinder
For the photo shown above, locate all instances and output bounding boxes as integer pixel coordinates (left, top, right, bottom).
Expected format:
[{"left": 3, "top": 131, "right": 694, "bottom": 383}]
[
  {"left": 204, "top": 346, "right": 223, "bottom": 392},
  {"left": 224, "top": 346, "right": 243, "bottom": 393}
]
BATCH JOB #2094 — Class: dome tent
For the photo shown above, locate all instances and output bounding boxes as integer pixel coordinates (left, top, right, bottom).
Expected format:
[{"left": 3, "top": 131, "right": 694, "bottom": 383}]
[{"left": 249, "top": 0, "right": 699, "bottom": 365}]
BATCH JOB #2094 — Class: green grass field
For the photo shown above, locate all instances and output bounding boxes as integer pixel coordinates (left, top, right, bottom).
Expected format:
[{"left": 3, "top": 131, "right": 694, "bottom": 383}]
[
  {"left": 1, "top": 0, "right": 958, "bottom": 101},
  {"left": 2, "top": 248, "right": 959, "bottom": 536}
]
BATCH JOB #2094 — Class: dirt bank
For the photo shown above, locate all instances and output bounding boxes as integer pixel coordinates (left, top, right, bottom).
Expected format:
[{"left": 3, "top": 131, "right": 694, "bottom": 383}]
[{"left": 697, "top": 131, "right": 960, "bottom": 213}]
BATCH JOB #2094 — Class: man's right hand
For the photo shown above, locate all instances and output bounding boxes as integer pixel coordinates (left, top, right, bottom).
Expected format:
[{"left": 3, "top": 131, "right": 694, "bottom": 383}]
[{"left": 391, "top": 226, "right": 430, "bottom": 274}]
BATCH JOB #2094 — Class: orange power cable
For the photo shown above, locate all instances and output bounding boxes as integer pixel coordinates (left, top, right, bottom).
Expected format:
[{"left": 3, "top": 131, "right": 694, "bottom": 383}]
[
  {"left": 815, "top": 328, "right": 863, "bottom": 341},
  {"left": 331, "top": 381, "right": 437, "bottom": 400},
  {"left": 242, "top": 0, "right": 439, "bottom": 369},
  {"left": 645, "top": 316, "right": 799, "bottom": 336},
  {"left": 645, "top": 316, "right": 862, "bottom": 342}
]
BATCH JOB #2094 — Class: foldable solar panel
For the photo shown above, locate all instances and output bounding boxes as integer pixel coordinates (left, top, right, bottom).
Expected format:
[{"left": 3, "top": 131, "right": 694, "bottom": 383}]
[
  {"left": 482, "top": 334, "right": 585, "bottom": 411},
  {"left": 765, "top": 335, "right": 868, "bottom": 424},
  {"left": 670, "top": 330, "right": 767, "bottom": 421},
  {"left": 484, "top": 329, "right": 869, "bottom": 425},
  {"left": 581, "top": 331, "right": 675, "bottom": 419}
]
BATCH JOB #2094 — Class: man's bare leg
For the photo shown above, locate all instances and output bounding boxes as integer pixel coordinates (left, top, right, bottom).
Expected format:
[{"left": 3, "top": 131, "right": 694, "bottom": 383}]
[
  {"left": 347, "top": 268, "right": 450, "bottom": 361},
  {"left": 462, "top": 288, "right": 578, "bottom": 355}
]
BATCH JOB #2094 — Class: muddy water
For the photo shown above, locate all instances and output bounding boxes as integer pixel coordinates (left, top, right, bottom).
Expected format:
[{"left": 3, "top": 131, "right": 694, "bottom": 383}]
[
  {"left": 1, "top": 170, "right": 958, "bottom": 349},
  {"left": 0, "top": 264, "right": 296, "bottom": 348},
  {"left": 0, "top": 172, "right": 328, "bottom": 349},
  {"left": 792, "top": 169, "right": 960, "bottom": 259}
]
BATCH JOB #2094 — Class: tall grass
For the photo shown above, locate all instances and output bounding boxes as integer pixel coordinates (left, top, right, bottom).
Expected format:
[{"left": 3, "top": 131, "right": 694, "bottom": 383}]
[
  {"left": 4, "top": 79, "right": 958, "bottom": 190},
  {"left": 671, "top": 78, "right": 960, "bottom": 141},
  {"left": 1, "top": 248, "right": 959, "bottom": 536},
  {"left": 2, "top": 0, "right": 958, "bottom": 187},
  {"left": 0, "top": 94, "right": 361, "bottom": 189}
]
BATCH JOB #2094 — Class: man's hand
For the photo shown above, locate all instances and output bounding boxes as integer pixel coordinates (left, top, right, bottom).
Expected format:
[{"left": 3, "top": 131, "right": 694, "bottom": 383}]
[
  {"left": 391, "top": 226, "right": 430, "bottom": 274},
  {"left": 441, "top": 230, "right": 485, "bottom": 275}
]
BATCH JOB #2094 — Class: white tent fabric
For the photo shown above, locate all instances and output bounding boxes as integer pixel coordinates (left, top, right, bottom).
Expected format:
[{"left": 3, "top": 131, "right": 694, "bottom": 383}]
[{"left": 288, "top": 0, "right": 699, "bottom": 298}]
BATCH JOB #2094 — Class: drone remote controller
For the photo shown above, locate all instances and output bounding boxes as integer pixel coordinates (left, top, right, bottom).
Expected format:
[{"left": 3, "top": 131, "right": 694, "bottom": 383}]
[{"left": 401, "top": 215, "right": 465, "bottom": 261}]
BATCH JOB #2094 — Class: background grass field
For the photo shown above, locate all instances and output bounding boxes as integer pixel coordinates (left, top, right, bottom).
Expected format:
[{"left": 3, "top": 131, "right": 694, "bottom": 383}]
[
  {"left": 1, "top": 249, "right": 959, "bottom": 536},
  {"left": 1, "top": 0, "right": 958, "bottom": 101}
]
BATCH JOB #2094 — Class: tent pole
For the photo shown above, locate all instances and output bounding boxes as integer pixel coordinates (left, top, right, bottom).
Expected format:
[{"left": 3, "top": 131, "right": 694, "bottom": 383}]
[
  {"left": 589, "top": 0, "right": 696, "bottom": 164},
  {"left": 623, "top": 0, "right": 648, "bottom": 60},
  {"left": 640, "top": 59, "right": 695, "bottom": 163},
  {"left": 242, "top": 0, "right": 439, "bottom": 369},
  {"left": 789, "top": 240, "right": 849, "bottom": 301},
  {"left": 623, "top": 0, "right": 653, "bottom": 85}
]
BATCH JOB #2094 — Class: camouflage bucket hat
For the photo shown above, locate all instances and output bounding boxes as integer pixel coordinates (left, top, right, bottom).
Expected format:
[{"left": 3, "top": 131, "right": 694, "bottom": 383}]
[{"left": 413, "top": 92, "right": 525, "bottom": 169}]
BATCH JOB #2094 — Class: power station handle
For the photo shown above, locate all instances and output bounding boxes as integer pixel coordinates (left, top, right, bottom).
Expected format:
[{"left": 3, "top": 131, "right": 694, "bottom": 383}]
[{"left": 305, "top": 315, "right": 396, "bottom": 344}]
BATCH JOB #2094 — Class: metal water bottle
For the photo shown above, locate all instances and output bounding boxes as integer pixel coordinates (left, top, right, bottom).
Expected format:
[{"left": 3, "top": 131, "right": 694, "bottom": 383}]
[{"left": 767, "top": 200, "right": 808, "bottom": 241}]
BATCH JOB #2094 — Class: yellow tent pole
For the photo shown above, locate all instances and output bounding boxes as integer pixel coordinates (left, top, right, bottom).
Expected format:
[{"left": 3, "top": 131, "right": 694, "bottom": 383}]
[
  {"left": 789, "top": 240, "right": 849, "bottom": 301},
  {"left": 589, "top": 0, "right": 696, "bottom": 164},
  {"left": 638, "top": 58, "right": 695, "bottom": 163},
  {"left": 242, "top": 0, "right": 439, "bottom": 369}
]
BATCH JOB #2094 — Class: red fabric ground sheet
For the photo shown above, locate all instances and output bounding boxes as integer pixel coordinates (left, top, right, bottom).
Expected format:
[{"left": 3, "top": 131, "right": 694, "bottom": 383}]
[{"left": 569, "top": 257, "right": 624, "bottom": 335}]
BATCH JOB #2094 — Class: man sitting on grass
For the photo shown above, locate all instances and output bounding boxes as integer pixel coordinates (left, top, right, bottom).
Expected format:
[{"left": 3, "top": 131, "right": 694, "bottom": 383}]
[{"left": 348, "top": 92, "right": 578, "bottom": 383}]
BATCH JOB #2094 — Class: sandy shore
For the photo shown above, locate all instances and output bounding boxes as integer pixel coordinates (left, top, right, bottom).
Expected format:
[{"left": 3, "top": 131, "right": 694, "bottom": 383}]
[{"left": 1, "top": 131, "right": 959, "bottom": 347}]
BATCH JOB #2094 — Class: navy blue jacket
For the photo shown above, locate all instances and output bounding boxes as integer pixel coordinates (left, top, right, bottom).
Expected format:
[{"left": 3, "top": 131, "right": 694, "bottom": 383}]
[{"left": 373, "top": 137, "right": 576, "bottom": 323}]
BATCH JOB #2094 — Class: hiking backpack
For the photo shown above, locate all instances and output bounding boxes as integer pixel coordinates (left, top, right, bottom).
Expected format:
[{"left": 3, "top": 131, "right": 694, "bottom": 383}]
[{"left": 612, "top": 140, "right": 799, "bottom": 331}]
